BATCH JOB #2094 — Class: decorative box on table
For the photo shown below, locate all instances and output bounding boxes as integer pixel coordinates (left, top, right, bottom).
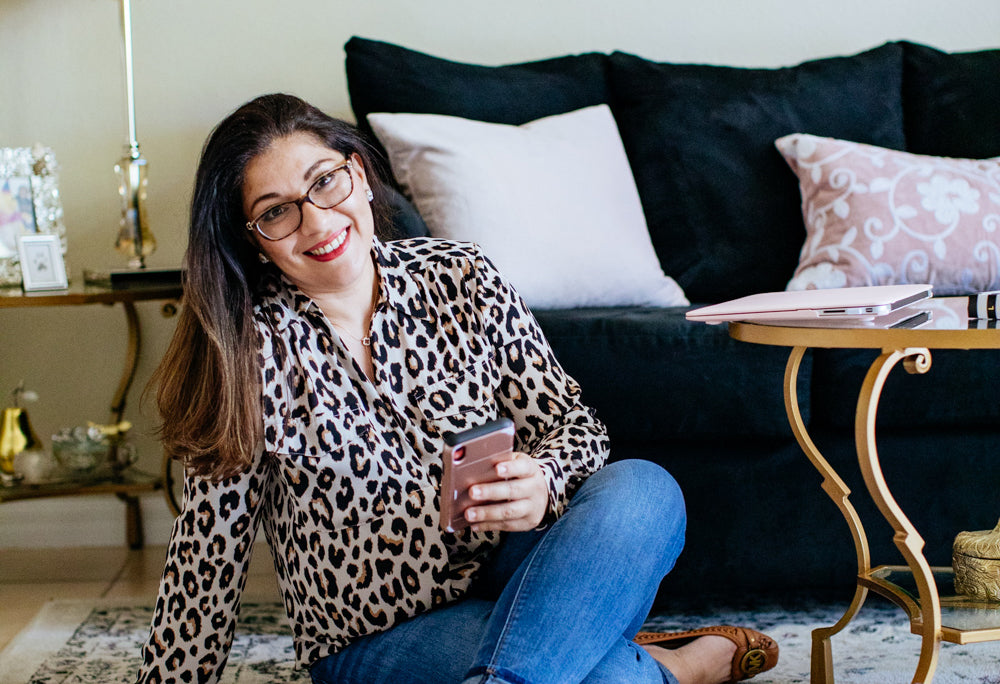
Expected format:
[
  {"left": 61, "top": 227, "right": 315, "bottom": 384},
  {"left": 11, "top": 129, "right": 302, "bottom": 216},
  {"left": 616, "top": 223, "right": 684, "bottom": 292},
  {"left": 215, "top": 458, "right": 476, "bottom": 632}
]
[{"left": 953, "top": 520, "right": 1000, "bottom": 602}]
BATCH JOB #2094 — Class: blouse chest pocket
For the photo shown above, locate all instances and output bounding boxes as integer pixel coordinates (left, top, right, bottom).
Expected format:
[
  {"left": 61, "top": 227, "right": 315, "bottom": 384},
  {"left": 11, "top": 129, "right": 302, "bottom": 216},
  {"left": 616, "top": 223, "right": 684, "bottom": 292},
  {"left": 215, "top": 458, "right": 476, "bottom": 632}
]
[
  {"left": 270, "top": 408, "right": 394, "bottom": 532},
  {"left": 407, "top": 353, "right": 502, "bottom": 437},
  {"left": 268, "top": 405, "right": 371, "bottom": 457}
]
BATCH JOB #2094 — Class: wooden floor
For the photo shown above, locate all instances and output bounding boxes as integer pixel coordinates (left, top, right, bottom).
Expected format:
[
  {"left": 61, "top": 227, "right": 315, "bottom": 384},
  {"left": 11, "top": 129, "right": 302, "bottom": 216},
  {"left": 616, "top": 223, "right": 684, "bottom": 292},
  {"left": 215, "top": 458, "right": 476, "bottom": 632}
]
[{"left": 0, "top": 545, "right": 281, "bottom": 652}]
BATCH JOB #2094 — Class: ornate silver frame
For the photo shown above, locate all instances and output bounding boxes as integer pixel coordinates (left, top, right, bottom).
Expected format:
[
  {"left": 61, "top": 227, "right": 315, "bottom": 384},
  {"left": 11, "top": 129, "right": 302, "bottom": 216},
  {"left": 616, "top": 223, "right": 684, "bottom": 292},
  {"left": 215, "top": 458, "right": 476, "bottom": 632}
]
[{"left": 0, "top": 146, "right": 66, "bottom": 286}]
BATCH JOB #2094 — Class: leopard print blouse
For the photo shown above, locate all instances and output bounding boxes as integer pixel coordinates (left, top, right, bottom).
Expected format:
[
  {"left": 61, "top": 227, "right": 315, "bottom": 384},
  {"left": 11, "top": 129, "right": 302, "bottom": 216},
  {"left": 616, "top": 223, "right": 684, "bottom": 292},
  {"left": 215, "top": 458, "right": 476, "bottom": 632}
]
[{"left": 135, "top": 238, "right": 609, "bottom": 682}]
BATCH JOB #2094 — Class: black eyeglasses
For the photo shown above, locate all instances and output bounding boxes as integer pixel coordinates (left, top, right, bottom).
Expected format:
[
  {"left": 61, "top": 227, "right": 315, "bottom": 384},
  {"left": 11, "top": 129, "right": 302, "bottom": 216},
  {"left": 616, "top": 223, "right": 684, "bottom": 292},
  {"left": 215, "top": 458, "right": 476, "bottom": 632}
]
[{"left": 246, "top": 160, "right": 354, "bottom": 241}]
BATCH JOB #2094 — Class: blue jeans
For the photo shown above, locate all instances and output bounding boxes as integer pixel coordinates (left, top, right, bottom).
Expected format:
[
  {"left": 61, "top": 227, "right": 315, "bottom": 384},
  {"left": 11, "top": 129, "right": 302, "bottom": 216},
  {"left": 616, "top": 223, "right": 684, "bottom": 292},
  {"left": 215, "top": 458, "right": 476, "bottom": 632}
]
[{"left": 310, "top": 460, "right": 686, "bottom": 684}]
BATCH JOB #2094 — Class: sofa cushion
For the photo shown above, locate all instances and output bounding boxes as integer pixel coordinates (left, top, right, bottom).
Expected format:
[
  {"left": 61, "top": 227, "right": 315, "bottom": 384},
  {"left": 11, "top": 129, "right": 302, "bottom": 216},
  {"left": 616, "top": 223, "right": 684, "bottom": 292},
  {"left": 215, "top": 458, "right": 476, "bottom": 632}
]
[
  {"left": 902, "top": 42, "right": 1000, "bottom": 159},
  {"left": 383, "top": 185, "right": 430, "bottom": 240},
  {"left": 776, "top": 133, "right": 1000, "bottom": 294},
  {"left": 606, "top": 43, "right": 906, "bottom": 303},
  {"left": 534, "top": 307, "right": 807, "bottom": 442},
  {"left": 345, "top": 36, "right": 609, "bottom": 141}
]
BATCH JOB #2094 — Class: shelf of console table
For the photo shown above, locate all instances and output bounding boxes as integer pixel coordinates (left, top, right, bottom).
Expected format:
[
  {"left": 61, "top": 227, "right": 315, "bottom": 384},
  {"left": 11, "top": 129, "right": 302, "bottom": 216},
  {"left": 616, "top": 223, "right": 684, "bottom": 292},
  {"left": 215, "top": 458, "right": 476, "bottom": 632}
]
[
  {"left": 862, "top": 566, "right": 1000, "bottom": 644},
  {"left": 0, "top": 279, "right": 182, "bottom": 549},
  {"left": 0, "top": 469, "right": 162, "bottom": 547}
]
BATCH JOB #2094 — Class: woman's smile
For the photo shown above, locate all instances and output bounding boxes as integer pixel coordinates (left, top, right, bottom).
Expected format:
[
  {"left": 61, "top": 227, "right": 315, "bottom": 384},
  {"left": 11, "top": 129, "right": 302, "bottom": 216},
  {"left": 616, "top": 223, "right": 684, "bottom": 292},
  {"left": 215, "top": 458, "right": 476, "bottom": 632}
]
[{"left": 305, "top": 226, "right": 350, "bottom": 260}]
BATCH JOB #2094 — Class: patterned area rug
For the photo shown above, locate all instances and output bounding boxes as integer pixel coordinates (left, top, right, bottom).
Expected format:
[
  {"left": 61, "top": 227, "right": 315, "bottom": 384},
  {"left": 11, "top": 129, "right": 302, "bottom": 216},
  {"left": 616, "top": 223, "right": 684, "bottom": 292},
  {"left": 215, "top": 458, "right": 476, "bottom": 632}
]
[{"left": 1, "top": 598, "right": 998, "bottom": 683}]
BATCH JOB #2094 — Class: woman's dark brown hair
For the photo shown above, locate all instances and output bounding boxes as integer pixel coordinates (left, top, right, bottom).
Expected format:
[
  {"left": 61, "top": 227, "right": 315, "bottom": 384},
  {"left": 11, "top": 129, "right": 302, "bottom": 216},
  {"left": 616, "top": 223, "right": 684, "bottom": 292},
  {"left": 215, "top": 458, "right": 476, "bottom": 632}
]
[{"left": 149, "top": 93, "right": 392, "bottom": 480}]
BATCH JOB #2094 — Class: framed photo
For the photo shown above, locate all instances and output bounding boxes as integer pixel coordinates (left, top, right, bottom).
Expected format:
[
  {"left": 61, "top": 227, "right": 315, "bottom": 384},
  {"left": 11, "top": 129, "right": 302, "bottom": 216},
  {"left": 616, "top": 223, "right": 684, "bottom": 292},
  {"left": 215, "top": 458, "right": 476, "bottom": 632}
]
[
  {"left": 17, "top": 234, "right": 68, "bottom": 291},
  {"left": 0, "top": 146, "right": 66, "bottom": 286}
]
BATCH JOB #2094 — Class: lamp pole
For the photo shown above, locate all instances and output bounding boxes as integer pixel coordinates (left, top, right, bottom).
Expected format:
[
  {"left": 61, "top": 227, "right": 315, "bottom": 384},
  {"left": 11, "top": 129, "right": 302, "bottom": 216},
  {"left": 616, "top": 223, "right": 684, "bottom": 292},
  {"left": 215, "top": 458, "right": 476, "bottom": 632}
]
[{"left": 121, "top": 0, "right": 139, "bottom": 159}]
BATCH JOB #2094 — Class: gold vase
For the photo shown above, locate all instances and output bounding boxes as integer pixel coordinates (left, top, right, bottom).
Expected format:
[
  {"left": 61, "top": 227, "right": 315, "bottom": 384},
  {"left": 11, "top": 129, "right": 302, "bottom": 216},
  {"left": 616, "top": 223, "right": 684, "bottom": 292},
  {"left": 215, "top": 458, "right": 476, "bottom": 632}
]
[{"left": 0, "top": 407, "right": 42, "bottom": 478}]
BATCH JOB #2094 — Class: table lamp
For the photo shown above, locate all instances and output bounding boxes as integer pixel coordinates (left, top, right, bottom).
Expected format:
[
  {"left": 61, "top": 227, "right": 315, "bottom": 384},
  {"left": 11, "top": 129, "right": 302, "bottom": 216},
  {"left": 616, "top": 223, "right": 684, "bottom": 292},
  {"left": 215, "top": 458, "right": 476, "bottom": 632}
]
[
  {"left": 113, "top": 0, "right": 155, "bottom": 269},
  {"left": 85, "top": 0, "right": 178, "bottom": 287}
]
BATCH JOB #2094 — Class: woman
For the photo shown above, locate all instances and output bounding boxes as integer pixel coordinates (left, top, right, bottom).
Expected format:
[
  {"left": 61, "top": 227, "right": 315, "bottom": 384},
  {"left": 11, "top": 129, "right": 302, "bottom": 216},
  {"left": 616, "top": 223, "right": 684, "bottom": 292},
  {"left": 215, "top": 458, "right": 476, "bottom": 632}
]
[{"left": 137, "top": 93, "right": 778, "bottom": 684}]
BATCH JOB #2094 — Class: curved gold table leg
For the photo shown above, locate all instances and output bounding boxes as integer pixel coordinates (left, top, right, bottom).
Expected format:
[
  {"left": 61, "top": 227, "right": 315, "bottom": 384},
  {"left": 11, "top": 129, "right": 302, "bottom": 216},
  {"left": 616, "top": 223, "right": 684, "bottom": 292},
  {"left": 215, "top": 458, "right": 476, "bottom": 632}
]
[
  {"left": 111, "top": 301, "right": 141, "bottom": 424},
  {"left": 105, "top": 301, "right": 143, "bottom": 546},
  {"left": 856, "top": 347, "right": 939, "bottom": 684},
  {"left": 784, "top": 347, "right": 871, "bottom": 684}
]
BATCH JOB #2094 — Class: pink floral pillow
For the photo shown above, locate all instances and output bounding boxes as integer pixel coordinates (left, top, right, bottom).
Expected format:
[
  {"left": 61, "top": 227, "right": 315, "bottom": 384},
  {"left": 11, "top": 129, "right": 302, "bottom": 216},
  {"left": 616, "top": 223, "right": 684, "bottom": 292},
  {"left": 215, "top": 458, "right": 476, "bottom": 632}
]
[{"left": 776, "top": 133, "right": 1000, "bottom": 294}]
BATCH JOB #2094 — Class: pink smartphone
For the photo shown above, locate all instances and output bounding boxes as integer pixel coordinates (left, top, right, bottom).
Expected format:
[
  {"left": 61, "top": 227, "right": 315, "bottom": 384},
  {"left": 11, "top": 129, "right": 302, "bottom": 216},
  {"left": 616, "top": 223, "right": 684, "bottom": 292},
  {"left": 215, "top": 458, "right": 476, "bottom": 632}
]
[{"left": 440, "top": 418, "right": 516, "bottom": 533}]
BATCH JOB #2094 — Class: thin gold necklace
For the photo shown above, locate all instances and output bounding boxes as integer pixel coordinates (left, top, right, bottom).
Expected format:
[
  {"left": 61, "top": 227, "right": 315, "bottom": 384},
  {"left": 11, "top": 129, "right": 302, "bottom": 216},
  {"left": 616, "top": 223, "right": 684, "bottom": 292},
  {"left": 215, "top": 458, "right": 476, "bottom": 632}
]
[
  {"left": 327, "top": 273, "right": 379, "bottom": 347},
  {"left": 330, "top": 321, "right": 371, "bottom": 347}
]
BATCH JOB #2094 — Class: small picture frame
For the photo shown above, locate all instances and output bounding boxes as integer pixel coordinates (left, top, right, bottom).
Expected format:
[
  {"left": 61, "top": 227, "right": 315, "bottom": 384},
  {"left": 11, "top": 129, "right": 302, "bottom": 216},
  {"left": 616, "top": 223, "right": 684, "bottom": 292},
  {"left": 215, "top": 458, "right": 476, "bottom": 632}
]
[
  {"left": 1, "top": 146, "right": 66, "bottom": 286},
  {"left": 17, "top": 234, "right": 68, "bottom": 291}
]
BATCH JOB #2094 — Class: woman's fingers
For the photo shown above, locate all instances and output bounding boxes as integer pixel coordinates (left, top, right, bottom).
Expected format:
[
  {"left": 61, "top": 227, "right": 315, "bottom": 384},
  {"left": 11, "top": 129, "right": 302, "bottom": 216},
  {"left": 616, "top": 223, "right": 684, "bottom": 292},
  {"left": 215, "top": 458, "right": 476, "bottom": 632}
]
[
  {"left": 466, "top": 498, "right": 535, "bottom": 526},
  {"left": 464, "top": 454, "right": 548, "bottom": 531}
]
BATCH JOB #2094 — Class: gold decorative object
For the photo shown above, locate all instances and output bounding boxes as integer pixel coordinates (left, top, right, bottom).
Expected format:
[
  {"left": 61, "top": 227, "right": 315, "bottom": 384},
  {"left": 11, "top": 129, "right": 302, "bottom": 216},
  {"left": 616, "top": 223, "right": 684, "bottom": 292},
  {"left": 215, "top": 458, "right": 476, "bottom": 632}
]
[
  {"left": 87, "top": 419, "right": 133, "bottom": 439},
  {"left": 112, "top": 0, "right": 155, "bottom": 269},
  {"left": 953, "top": 519, "right": 1000, "bottom": 602},
  {"left": 0, "top": 382, "right": 41, "bottom": 484}
]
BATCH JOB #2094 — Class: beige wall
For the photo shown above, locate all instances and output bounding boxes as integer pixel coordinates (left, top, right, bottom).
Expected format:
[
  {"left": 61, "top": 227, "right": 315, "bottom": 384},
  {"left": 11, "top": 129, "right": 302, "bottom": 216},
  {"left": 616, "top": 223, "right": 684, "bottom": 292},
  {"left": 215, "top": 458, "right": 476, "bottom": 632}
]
[{"left": 1, "top": 0, "right": 998, "bottom": 548}]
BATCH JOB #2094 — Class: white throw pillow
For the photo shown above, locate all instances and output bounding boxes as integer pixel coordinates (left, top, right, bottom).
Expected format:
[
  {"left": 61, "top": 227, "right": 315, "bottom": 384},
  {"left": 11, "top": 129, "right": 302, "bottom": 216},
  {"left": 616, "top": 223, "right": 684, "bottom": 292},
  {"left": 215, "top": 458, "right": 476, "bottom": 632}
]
[{"left": 367, "top": 105, "right": 688, "bottom": 309}]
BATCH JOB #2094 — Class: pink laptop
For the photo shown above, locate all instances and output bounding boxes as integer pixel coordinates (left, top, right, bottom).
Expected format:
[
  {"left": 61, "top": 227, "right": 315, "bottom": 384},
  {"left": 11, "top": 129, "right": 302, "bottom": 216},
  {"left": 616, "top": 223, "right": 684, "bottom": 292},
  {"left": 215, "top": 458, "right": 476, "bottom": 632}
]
[{"left": 685, "top": 284, "right": 932, "bottom": 324}]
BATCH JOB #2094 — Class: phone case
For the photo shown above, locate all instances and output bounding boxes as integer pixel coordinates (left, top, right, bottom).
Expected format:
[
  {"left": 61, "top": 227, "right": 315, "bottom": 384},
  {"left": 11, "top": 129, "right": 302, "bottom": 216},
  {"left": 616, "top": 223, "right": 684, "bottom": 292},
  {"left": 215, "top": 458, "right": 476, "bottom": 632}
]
[{"left": 440, "top": 418, "right": 515, "bottom": 533}]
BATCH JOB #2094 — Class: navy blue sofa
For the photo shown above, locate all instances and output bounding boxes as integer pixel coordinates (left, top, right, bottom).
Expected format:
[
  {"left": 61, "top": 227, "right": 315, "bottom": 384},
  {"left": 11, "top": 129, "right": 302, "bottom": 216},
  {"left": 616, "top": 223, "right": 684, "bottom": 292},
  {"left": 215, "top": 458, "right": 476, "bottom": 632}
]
[{"left": 345, "top": 37, "right": 1000, "bottom": 603}]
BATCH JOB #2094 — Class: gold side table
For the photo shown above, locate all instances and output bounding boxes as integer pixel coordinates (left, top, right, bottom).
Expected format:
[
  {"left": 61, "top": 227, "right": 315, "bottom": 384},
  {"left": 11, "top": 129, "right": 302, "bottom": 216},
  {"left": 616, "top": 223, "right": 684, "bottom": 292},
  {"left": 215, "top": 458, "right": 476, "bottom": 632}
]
[
  {"left": 730, "top": 298, "right": 1000, "bottom": 684},
  {"left": 0, "top": 280, "right": 181, "bottom": 548}
]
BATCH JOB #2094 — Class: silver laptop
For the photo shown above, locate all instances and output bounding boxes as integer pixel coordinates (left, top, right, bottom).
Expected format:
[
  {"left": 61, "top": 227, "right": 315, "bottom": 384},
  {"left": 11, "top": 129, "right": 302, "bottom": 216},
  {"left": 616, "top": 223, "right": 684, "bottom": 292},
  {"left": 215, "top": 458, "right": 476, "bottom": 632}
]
[{"left": 685, "top": 284, "right": 933, "bottom": 324}]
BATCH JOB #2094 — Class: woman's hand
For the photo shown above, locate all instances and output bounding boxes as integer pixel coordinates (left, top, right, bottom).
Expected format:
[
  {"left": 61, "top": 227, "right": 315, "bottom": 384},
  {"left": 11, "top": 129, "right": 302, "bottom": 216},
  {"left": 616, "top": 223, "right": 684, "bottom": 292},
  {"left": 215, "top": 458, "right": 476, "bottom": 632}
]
[{"left": 464, "top": 452, "right": 548, "bottom": 532}]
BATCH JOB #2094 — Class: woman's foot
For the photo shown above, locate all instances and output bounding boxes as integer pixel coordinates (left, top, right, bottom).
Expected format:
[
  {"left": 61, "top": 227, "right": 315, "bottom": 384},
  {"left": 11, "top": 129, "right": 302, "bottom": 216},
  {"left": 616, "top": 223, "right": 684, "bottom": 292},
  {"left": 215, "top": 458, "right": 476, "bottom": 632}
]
[
  {"left": 636, "top": 626, "right": 778, "bottom": 684},
  {"left": 642, "top": 635, "right": 736, "bottom": 684}
]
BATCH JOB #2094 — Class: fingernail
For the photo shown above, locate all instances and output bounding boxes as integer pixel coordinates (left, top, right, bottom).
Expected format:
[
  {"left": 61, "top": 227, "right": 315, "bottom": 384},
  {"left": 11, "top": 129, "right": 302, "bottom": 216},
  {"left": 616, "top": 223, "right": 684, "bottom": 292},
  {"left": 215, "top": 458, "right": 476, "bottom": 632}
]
[
  {"left": 497, "top": 464, "right": 508, "bottom": 476},
  {"left": 471, "top": 486, "right": 481, "bottom": 499}
]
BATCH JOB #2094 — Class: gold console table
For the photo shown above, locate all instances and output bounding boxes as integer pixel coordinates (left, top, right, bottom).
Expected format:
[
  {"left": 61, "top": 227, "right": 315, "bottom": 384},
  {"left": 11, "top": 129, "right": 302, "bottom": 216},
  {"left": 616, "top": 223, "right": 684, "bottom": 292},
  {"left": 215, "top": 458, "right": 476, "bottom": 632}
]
[
  {"left": 730, "top": 298, "right": 1000, "bottom": 684},
  {"left": 0, "top": 280, "right": 182, "bottom": 549}
]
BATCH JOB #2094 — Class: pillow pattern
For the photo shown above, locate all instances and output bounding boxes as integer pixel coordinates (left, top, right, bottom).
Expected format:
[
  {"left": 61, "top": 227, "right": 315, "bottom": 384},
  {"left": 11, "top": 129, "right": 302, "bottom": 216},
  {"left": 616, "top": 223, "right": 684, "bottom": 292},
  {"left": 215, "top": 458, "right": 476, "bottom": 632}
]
[
  {"left": 368, "top": 105, "right": 688, "bottom": 309},
  {"left": 777, "top": 133, "right": 1000, "bottom": 294}
]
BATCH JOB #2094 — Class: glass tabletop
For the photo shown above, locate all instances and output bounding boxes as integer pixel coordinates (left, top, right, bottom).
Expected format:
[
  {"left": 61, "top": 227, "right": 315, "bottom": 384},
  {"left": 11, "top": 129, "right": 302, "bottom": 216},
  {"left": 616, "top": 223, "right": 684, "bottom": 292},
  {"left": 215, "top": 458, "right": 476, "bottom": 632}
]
[{"left": 730, "top": 297, "right": 1000, "bottom": 350}]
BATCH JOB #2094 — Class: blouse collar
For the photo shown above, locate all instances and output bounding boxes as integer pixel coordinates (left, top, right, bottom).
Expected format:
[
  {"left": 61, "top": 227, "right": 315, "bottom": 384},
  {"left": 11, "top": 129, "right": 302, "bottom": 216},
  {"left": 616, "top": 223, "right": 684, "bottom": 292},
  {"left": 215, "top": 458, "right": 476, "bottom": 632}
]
[{"left": 257, "top": 237, "right": 433, "bottom": 331}]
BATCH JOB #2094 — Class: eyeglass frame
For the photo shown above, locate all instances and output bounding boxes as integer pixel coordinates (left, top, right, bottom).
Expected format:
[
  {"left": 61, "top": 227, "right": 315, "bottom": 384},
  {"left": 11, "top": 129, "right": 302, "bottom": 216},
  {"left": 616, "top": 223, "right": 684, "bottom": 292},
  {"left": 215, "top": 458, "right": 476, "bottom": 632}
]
[{"left": 245, "top": 159, "right": 355, "bottom": 241}]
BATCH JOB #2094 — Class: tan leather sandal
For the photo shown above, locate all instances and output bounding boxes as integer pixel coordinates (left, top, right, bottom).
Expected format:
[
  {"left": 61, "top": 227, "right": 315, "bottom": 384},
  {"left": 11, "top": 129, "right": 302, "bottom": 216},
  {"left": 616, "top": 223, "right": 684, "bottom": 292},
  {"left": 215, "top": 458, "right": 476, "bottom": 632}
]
[{"left": 634, "top": 625, "right": 779, "bottom": 682}]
